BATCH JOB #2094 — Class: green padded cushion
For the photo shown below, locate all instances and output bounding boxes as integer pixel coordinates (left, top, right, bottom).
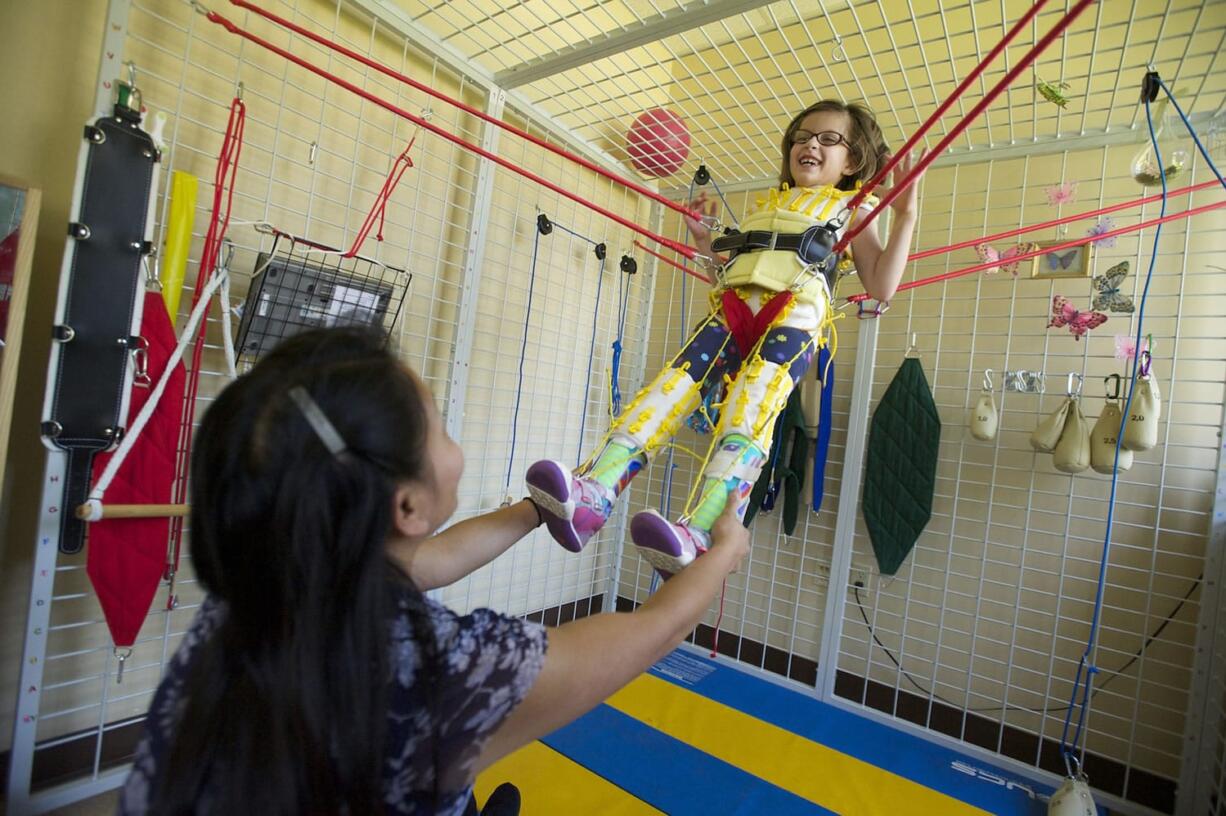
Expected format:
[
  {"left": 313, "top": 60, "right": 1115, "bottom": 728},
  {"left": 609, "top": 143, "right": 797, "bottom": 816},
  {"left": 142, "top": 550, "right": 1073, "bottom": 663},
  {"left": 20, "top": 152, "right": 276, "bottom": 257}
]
[{"left": 862, "top": 358, "right": 941, "bottom": 575}]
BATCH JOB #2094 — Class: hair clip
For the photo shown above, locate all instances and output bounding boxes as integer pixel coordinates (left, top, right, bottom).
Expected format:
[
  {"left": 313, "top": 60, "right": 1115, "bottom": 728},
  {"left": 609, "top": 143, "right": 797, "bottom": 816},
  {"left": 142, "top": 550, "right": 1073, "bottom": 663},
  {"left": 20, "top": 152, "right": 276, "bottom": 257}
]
[{"left": 288, "top": 386, "right": 348, "bottom": 457}]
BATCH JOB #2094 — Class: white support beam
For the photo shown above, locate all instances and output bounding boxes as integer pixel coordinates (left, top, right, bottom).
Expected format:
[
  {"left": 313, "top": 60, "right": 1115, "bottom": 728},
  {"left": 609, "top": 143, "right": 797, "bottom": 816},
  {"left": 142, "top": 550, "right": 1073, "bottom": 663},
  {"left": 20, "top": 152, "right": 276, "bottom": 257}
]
[
  {"left": 492, "top": 0, "right": 781, "bottom": 89},
  {"left": 815, "top": 306, "right": 880, "bottom": 701}
]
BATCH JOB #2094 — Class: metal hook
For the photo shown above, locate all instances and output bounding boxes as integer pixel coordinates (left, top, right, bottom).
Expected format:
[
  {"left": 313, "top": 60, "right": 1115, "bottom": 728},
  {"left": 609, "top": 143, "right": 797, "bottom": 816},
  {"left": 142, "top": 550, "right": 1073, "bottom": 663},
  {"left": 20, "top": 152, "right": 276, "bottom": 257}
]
[
  {"left": 125, "top": 61, "right": 138, "bottom": 86},
  {"left": 831, "top": 34, "right": 846, "bottom": 62},
  {"left": 982, "top": 369, "right": 994, "bottom": 392},
  {"left": 1104, "top": 373, "right": 1122, "bottom": 401},
  {"left": 114, "top": 647, "right": 133, "bottom": 684},
  {"left": 220, "top": 237, "right": 236, "bottom": 272},
  {"left": 189, "top": 0, "right": 210, "bottom": 16},
  {"left": 905, "top": 333, "right": 920, "bottom": 358},
  {"left": 855, "top": 299, "right": 889, "bottom": 319},
  {"left": 1066, "top": 372, "right": 1084, "bottom": 397},
  {"left": 235, "top": 80, "right": 244, "bottom": 102}
]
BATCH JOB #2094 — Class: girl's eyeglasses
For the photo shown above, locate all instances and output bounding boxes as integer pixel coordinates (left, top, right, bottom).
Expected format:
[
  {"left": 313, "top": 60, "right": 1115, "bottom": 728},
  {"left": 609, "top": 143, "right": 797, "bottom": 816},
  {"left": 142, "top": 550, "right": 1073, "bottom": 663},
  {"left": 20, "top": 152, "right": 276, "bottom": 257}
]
[{"left": 790, "top": 129, "right": 850, "bottom": 148}]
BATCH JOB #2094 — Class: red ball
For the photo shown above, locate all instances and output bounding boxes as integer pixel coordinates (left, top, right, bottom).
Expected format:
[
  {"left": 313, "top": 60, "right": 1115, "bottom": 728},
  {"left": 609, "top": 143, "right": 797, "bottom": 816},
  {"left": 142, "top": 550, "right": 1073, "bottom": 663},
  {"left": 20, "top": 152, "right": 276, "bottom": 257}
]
[{"left": 626, "top": 108, "right": 691, "bottom": 178}]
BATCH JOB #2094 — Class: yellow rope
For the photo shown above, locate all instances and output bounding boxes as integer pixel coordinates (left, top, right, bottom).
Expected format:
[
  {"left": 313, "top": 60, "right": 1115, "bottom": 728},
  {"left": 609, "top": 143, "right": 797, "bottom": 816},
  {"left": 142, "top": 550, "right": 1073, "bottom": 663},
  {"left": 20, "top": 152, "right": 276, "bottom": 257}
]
[
  {"left": 680, "top": 295, "right": 830, "bottom": 521},
  {"left": 584, "top": 309, "right": 730, "bottom": 474}
]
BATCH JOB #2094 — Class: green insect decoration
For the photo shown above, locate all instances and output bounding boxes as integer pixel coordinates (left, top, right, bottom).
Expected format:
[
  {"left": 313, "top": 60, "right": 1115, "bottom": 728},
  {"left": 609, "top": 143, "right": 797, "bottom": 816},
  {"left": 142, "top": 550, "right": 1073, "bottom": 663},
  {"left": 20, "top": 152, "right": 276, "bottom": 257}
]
[{"left": 1037, "top": 79, "right": 1073, "bottom": 108}]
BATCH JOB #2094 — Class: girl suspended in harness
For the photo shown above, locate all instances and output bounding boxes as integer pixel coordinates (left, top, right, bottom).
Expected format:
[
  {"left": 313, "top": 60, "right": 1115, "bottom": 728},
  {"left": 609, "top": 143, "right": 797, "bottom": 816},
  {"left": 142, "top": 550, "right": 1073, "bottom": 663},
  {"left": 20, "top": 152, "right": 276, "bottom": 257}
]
[{"left": 527, "top": 99, "right": 925, "bottom": 578}]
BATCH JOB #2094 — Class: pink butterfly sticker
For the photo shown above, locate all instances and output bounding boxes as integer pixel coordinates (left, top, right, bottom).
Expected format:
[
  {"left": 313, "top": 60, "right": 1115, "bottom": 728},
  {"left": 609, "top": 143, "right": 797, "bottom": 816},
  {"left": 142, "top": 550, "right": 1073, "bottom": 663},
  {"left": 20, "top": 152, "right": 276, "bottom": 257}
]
[
  {"left": 1114, "top": 334, "right": 1149, "bottom": 360},
  {"left": 1049, "top": 296, "right": 1107, "bottom": 341},
  {"left": 1045, "top": 182, "right": 1077, "bottom": 207},
  {"left": 976, "top": 242, "right": 1039, "bottom": 276}
]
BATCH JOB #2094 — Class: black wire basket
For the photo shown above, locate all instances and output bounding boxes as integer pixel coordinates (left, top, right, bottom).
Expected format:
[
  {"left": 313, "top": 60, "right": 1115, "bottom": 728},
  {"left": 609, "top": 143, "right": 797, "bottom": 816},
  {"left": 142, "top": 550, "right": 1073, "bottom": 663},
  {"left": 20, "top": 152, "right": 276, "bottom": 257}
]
[{"left": 234, "top": 224, "right": 411, "bottom": 364}]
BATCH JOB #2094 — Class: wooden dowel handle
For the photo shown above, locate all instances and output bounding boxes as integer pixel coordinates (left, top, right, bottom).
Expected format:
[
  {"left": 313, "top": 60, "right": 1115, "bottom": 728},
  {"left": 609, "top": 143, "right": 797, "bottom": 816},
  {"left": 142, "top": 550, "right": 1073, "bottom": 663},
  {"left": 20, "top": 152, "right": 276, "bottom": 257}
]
[{"left": 76, "top": 503, "right": 189, "bottom": 520}]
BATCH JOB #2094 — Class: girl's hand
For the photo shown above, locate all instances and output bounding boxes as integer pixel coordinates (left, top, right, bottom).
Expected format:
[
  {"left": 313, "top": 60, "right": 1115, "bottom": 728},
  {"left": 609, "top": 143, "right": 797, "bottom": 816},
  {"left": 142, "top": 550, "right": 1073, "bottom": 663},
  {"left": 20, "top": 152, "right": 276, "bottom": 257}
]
[
  {"left": 879, "top": 148, "right": 927, "bottom": 218},
  {"left": 683, "top": 193, "right": 718, "bottom": 257}
]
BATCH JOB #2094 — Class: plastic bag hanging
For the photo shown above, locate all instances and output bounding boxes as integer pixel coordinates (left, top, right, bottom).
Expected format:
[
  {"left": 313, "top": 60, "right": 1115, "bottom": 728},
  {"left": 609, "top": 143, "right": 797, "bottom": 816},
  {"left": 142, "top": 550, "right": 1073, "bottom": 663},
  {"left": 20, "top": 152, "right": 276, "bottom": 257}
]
[
  {"left": 1091, "top": 375, "right": 1133, "bottom": 474},
  {"left": 1123, "top": 350, "right": 1161, "bottom": 451},
  {"left": 969, "top": 369, "right": 998, "bottom": 441}
]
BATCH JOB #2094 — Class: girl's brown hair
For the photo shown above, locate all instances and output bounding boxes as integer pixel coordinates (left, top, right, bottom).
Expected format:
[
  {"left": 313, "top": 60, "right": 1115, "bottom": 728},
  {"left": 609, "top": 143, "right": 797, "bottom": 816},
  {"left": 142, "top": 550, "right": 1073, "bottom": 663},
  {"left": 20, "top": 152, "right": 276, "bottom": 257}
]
[{"left": 779, "top": 100, "right": 890, "bottom": 191}]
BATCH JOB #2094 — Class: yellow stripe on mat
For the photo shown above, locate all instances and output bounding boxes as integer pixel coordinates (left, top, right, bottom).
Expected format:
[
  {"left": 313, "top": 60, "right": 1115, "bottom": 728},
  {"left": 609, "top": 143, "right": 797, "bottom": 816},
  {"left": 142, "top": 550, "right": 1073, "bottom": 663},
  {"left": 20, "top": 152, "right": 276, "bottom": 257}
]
[
  {"left": 608, "top": 673, "right": 989, "bottom": 816},
  {"left": 476, "top": 740, "right": 663, "bottom": 815}
]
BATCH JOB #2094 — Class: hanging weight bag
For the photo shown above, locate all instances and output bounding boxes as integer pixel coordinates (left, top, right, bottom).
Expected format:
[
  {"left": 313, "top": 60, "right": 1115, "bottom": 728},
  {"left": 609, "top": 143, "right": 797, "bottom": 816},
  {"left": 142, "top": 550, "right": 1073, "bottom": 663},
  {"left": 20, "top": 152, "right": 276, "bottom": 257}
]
[
  {"left": 1090, "top": 402, "right": 1133, "bottom": 474},
  {"left": 1031, "top": 398, "right": 1071, "bottom": 452},
  {"left": 1053, "top": 397, "right": 1091, "bottom": 473},
  {"left": 969, "top": 370, "right": 998, "bottom": 441},
  {"left": 1091, "top": 375, "right": 1133, "bottom": 474},
  {"left": 1122, "top": 353, "right": 1160, "bottom": 451}
]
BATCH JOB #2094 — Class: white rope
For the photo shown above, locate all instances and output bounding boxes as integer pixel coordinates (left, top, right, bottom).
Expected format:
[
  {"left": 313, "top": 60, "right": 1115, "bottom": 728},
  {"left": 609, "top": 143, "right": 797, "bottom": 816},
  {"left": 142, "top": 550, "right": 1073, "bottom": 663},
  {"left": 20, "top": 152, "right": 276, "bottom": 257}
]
[{"left": 83, "top": 269, "right": 237, "bottom": 514}]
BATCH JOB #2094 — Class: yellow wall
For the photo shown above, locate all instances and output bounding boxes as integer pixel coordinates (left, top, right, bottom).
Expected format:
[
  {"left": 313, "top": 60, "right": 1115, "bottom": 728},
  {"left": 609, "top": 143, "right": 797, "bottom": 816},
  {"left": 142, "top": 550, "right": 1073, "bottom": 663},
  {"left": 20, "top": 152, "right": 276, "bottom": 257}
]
[{"left": 0, "top": 0, "right": 110, "bottom": 755}]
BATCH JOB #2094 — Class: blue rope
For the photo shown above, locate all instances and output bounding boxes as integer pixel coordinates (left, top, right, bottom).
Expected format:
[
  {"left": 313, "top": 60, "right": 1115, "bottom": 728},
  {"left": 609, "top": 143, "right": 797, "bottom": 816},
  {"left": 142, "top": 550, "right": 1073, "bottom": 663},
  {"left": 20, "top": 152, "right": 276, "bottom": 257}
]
[
  {"left": 707, "top": 174, "right": 739, "bottom": 228},
  {"left": 505, "top": 227, "right": 543, "bottom": 496},
  {"left": 554, "top": 221, "right": 601, "bottom": 245},
  {"left": 1058, "top": 88, "right": 1169, "bottom": 777},
  {"left": 1158, "top": 78, "right": 1226, "bottom": 190},
  {"left": 577, "top": 253, "right": 608, "bottom": 464},
  {"left": 610, "top": 260, "right": 633, "bottom": 415}
]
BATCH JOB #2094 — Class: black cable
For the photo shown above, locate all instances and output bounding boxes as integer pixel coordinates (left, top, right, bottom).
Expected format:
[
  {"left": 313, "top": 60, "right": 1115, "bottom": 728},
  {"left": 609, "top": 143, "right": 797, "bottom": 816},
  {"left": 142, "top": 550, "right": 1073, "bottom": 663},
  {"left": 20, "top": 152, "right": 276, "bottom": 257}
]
[{"left": 851, "top": 575, "right": 1201, "bottom": 716}]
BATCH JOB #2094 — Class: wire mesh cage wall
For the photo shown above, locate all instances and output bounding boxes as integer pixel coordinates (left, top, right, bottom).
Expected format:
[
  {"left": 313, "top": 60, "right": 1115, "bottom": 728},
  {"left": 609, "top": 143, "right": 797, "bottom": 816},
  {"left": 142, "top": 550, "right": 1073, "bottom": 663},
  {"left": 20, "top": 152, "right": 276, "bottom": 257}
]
[
  {"left": 8, "top": 0, "right": 1226, "bottom": 814},
  {"left": 829, "top": 147, "right": 1224, "bottom": 814}
]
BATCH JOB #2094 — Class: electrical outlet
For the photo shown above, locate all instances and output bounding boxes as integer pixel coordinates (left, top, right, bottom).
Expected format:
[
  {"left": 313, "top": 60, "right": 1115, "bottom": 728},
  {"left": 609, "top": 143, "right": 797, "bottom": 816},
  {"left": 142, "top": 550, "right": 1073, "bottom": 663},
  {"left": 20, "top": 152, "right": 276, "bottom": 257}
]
[{"left": 849, "top": 561, "right": 872, "bottom": 589}]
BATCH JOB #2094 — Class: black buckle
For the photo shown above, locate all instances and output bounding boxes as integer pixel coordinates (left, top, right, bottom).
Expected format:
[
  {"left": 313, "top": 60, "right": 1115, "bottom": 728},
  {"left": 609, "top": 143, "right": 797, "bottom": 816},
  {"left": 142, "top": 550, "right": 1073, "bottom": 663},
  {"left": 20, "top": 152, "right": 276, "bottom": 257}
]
[{"left": 796, "top": 224, "right": 837, "bottom": 267}]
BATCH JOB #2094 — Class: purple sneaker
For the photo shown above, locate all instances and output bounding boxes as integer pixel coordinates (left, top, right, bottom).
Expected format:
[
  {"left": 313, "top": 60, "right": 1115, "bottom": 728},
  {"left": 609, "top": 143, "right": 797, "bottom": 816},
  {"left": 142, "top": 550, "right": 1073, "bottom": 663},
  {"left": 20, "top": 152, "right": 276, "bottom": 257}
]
[
  {"left": 526, "top": 460, "right": 614, "bottom": 553},
  {"left": 630, "top": 510, "right": 710, "bottom": 580}
]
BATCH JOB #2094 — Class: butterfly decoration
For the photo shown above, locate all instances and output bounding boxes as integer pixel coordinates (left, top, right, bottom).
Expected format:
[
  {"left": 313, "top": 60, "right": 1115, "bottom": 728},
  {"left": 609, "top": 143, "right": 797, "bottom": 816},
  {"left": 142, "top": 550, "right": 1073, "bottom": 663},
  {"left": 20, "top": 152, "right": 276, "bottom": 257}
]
[
  {"left": 976, "top": 242, "right": 1039, "bottom": 276},
  {"left": 1037, "top": 79, "right": 1073, "bottom": 108},
  {"left": 1049, "top": 296, "right": 1107, "bottom": 340},
  {"left": 1092, "top": 261, "right": 1135, "bottom": 313},
  {"left": 1087, "top": 217, "right": 1116, "bottom": 248},
  {"left": 1043, "top": 248, "right": 1080, "bottom": 272},
  {"left": 1114, "top": 333, "right": 1149, "bottom": 361},
  {"left": 1045, "top": 182, "right": 1078, "bottom": 207}
]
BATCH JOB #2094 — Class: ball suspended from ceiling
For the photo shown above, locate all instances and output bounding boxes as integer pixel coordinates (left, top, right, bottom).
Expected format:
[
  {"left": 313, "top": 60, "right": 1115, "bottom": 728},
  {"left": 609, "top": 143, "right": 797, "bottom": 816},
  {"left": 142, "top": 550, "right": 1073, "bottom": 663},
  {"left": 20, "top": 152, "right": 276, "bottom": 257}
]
[{"left": 626, "top": 108, "right": 691, "bottom": 178}]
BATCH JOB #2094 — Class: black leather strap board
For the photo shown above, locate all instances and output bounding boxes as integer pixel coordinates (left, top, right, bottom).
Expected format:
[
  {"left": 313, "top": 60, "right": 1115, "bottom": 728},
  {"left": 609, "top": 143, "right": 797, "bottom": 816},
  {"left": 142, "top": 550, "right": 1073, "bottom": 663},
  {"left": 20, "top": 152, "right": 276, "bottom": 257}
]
[{"left": 48, "top": 110, "right": 157, "bottom": 553}]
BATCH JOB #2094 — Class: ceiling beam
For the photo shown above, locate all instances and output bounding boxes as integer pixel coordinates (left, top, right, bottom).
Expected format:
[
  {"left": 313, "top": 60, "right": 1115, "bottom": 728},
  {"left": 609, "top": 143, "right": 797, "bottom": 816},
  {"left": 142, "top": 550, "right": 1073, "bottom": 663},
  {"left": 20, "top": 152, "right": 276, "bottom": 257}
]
[{"left": 493, "top": 0, "right": 781, "bottom": 89}]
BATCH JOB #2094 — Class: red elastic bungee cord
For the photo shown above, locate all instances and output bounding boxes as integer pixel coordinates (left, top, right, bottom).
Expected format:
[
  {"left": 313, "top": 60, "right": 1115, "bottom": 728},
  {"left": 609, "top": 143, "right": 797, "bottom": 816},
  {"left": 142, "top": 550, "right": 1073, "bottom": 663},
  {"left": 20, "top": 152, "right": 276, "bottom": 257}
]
[
  {"left": 835, "top": 0, "right": 1098, "bottom": 253},
  {"left": 225, "top": 0, "right": 706, "bottom": 227},
  {"left": 201, "top": 7, "right": 697, "bottom": 260},
  {"left": 846, "top": 199, "right": 1226, "bottom": 304},
  {"left": 167, "top": 95, "right": 246, "bottom": 578},
  {"left": 346, "top": 136, "right": 416, "bottom": 257},
  {"left": 845, "top": 0, "right": 1052, "bottom": 213}
]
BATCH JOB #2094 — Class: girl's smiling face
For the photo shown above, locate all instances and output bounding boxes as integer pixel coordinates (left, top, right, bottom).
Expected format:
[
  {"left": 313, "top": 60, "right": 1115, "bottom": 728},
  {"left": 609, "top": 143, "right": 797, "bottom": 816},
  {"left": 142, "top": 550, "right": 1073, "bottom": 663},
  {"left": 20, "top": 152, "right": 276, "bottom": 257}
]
[{"left": 788, "top": 109, "right": 857, "bottom": 189}]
